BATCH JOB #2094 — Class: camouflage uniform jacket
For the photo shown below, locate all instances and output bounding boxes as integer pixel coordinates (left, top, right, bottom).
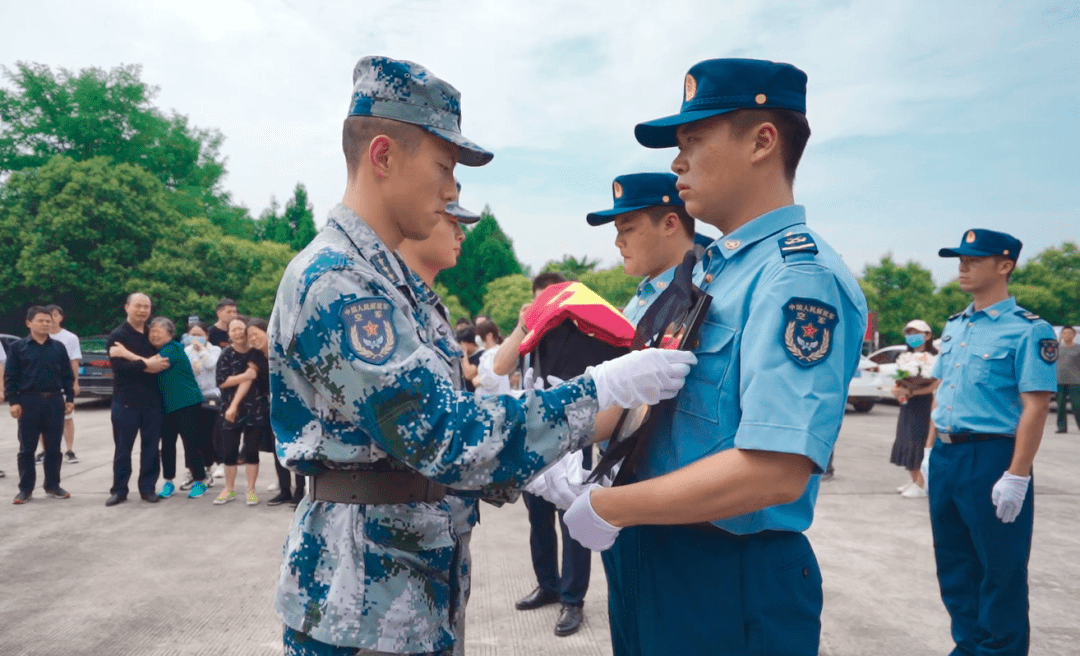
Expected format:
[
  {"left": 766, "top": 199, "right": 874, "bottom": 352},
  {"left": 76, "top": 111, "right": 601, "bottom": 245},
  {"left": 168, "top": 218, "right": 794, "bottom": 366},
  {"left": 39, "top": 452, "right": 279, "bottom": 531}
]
[{"left": 269, "top": 204, "right": 599, "bottom": 652}]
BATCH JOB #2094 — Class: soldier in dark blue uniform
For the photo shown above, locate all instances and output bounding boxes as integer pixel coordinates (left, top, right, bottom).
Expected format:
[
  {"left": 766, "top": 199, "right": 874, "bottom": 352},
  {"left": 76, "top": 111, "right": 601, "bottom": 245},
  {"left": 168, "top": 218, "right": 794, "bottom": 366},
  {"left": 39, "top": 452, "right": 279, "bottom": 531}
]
[{"left": 923, "top": 229, "right": 1056, "bottom": 656}]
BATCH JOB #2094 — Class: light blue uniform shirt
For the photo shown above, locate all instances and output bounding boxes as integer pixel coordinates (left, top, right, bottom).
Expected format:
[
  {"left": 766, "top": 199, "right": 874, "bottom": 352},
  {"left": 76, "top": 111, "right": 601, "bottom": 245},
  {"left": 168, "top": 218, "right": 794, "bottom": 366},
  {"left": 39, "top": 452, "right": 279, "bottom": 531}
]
[
  {"left": 622, "top": 266, "right": 676, "bottom": 325},
  {"left": 931, "top": 297, "right": 1057, "bottom": 435},
  {"left": 641, "top": 205, "right": 868, "bottom": 534}
]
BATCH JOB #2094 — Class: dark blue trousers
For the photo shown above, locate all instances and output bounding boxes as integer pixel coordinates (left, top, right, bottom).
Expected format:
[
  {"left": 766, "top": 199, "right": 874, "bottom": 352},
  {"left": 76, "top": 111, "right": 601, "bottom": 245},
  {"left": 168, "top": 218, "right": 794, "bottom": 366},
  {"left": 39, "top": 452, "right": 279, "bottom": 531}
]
[
  {"left": 523, "top": 446, "right": 593, "bottom": 606},
  {"left": 606, "top": 524, "right": 822, "bottom": 656},
  {"left": 110, "top": 401, "right": 162, "bottom": 497},
  {"left": 929, "top": 438, "right": 1033, "bottom": 656},
  {"left": 16, "top": 394, "right": 64, "bottom": 494}
]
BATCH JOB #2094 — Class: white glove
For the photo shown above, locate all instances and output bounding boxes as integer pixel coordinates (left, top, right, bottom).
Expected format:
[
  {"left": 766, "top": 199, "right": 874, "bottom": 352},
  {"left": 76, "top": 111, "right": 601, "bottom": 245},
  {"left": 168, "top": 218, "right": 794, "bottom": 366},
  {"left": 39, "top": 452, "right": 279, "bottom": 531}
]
[
  {"left": 563, "top": 484, "right": 620, "bottom": 551},
  {"left": 921, "top": 448, "right": 932, "bottom": 487},
  {"left": 524, "top": 450, "right": 592, "bottom": 510},
  {"left": 991, "top": 471, "right": 1031, "bottom": 523},
  {"left": 522, "top": 367, "right": 544, "bottom": 391},
  {"left": 588, "top": 349, "right": 697, "bottom": 410},
  {"left": 546, "top": 375, "right": 565, "bottom": 388}
]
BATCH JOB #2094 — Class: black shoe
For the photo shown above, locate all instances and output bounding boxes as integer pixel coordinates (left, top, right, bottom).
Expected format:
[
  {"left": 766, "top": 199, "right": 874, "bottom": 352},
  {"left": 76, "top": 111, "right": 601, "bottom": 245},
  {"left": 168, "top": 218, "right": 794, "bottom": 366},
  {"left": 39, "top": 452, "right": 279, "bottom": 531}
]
[
  {"left": 1055, "top": 429, "right": 1067, "bottom": 434},
  {"left": 65, "top": 451, "right": 79, "bottom": 464},
  {"left": 13, "top": 491, "right": 32, "bottom": 505},
  {"left": 515, "top": 587, "right": 560, "bottom": 611},
  {"left": 821, "top": 471, "right": 835, "bottom": 481},
  {"left": 105, "top": 494, "right": 127, "bottom": 507},
  {"left": 140, "top": 493, "right": 160, "bottom": 503},
  {"left": 266, "top": 492, "right": 291, "bottom": 506},
  {"left": 44, "top": 487, "right": 71, "bottom": 499},
  {"left": 290, "top": 488, "right": 305, "bottom": 508},
  {"left": 35, "top": 452, "right": 45, "bottom": 464},
  {"left": 0, "top": 469, "right": 6, "bottom": 478},
  {"left": 554, "top": 605, "right": 584, "bottom": 637}
]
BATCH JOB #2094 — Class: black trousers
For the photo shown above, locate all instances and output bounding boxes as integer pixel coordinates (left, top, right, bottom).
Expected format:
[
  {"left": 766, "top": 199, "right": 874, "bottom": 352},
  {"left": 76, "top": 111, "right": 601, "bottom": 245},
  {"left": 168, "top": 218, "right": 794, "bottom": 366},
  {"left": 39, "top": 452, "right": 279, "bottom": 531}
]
[
  {"left": 273, "top": 451, "right": 305, "bottom": 496},
  {"left": 110, "top": 401, "right": 162, "bottom": 497},
  {"left": 523, "top": 446, "right": 593, "bottom": 606},
  {"left": 17, "top": 394, "right": 64, "bottom": 494},
  {"left": 198, "top": 406, "right": 219, "bottom": 468},
  {"left": 161, "top": 404, "right": 206, "bottom": 481}
]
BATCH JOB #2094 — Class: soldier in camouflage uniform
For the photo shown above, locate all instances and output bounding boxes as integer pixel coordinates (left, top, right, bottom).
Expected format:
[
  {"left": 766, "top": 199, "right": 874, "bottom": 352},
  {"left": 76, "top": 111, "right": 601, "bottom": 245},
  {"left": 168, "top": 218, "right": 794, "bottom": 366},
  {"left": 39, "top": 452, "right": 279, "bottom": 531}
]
[{"left": 269, "top": 56, "right": 696, "bottom": 656}]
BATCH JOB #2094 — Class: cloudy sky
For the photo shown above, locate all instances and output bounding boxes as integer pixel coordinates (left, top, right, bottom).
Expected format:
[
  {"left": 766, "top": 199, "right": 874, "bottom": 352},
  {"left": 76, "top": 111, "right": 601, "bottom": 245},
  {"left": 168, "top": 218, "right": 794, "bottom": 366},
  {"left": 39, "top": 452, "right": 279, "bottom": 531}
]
[{"left": 3, "top": 0, "right": 1077, "bottom": 285}]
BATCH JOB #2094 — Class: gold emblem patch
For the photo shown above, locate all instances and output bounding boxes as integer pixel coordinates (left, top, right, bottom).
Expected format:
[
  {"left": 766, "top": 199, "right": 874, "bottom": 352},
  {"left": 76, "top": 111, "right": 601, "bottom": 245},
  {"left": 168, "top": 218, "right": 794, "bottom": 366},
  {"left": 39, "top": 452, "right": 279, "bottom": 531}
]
[
  {"left": 684, "top": 74, "right": 697, "bottom": 102},
  {"left": 613, "top": 181, "right": 623, "bottom": 199},
  {"left": 965, "top": 230, "right": 976, "bottom": 243},
  {"left": 755, "top": 93, "right": 767, "bottom": 105}
]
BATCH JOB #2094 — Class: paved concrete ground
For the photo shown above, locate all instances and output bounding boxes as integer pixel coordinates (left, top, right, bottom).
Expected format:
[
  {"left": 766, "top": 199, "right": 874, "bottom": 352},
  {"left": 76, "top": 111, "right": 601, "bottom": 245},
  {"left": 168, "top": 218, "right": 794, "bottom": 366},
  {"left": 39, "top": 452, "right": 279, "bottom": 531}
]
[{"left": 0, "top": 400, "right": 1077, "bottom": 655}]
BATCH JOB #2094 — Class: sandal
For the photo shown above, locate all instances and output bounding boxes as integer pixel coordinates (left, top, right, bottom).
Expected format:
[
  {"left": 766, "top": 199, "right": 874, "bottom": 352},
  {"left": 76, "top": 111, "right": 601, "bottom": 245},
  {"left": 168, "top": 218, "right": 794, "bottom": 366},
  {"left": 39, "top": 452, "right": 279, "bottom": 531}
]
[
  {"left": 213, "top": 490, "right": 236, "bottom": 505},
  {"left": 246, "top": 490, "right": 259, "bottom": 506}
]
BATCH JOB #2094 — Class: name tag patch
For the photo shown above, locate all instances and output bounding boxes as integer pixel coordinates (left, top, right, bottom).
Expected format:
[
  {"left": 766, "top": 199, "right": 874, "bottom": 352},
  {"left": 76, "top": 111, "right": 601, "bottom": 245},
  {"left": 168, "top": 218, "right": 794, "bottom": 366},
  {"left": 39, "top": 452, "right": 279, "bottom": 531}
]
[
  {"left": 1039, "top": 339, "right": 1058, "bottom": 364},
  {"left": 341, "top": 297, "right": 397, "bottom": 365},
  {"left": 782, "top": 297, "right": 838, "bottom": 367}
]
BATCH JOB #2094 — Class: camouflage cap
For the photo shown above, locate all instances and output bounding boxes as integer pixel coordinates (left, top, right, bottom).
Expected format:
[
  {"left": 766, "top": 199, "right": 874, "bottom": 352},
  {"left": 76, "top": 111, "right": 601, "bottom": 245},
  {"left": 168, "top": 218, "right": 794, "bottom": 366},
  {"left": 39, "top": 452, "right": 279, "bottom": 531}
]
[
  {"left": 446, "top": 180, "right": 481, "bottom": 224},
  {"left": 350, "top": 56, "right": 494, "bottom": 167}
]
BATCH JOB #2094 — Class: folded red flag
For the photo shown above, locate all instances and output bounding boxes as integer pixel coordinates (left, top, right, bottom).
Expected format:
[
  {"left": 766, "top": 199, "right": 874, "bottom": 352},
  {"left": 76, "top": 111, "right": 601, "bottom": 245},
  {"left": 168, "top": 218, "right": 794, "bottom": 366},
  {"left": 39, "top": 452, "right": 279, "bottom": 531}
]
[{"left": 519, "top": 282, "right": 636, "bottom": 354}]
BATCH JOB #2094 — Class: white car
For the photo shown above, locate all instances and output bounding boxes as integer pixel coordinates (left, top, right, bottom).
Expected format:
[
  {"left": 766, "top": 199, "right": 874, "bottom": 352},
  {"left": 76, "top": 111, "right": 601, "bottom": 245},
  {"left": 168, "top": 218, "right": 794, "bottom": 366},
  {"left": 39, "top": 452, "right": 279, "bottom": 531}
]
[{"left": 848, "top": 357, "right": 887, "bottom": 412}]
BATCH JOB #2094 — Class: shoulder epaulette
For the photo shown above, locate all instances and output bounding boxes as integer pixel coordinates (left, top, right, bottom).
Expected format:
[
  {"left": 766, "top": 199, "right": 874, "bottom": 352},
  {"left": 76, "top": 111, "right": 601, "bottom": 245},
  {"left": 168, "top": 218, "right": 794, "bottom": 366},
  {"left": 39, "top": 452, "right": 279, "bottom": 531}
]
[
  {"left": 948, "top": 311, "right": 964, "bottom": 321},
  {"left": 1015, "top": 310, "right": 1041, "bottom": 322},
  {"left": 778, "top": 233, "right": 818, "bottom": 259}
]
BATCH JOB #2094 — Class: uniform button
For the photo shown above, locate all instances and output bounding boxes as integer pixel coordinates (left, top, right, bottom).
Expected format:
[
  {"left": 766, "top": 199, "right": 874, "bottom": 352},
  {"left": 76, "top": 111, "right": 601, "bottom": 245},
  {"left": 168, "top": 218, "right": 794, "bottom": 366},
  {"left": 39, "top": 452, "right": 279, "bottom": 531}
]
[
  {"left": 968, "top": 322, "right": 975, "bottom": 327},
  {"left": 704, "top": 274, "right": 714, "bottom": 283},
  {"left": 950, "top": 384, "right": 955, "bottom": 388},
  {"left": 955, "top": 364, "right": 961, "bottom": 368},
  {"left": 638, "top": 299, "right": 646, "bottom": 306},
  {"left": 983, "top": 353, "right": 989, "bottom": 359},
  {"left": 960, "top": 342, "right": 966, "bottom": 347},
  {"left": 947, "top": 406, "right": 952, "bottom": 411}
]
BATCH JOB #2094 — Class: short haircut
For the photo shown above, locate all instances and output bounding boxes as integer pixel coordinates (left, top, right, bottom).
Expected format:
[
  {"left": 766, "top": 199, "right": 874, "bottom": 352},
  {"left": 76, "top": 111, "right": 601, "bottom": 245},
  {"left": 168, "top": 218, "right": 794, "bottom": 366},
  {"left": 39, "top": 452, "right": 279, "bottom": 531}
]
[
  {"left": 216, "top": 297, "right": 238, "bottom": 311},
  {"left": 126, "top": 292, "right": 150, "bottom": 306},
  {"left": 456, "top": 326, "right": 476, "bottom": 344},
  {"left": 343, "top": 116, "right": 424, "bottom": 178},
  {"left": 45, "top": 304, "right": 64, "bottom": 316},
  {"left": 642, "top": 205, "right": 695, "bottom": 240},
  {"left": 724, "top": 108, "right": 811, "bottom": 183},
  {"left": 26, "top": 305, "right": 51, "bottom": 322},
  {"left": 532, "top": 272, "right": 568, "bottom": 294},
  {"left": 475, "top": 320, "right": 502, "bottom": 345},
  {"left": 149, "top": 316, "right": 176, "bottom": 338},
  {"left": 246, "top": 317, "right": 269, "bottom": 332},
  {"left": 1063, "top": 326, "right": 1077, "bottom": 334}
]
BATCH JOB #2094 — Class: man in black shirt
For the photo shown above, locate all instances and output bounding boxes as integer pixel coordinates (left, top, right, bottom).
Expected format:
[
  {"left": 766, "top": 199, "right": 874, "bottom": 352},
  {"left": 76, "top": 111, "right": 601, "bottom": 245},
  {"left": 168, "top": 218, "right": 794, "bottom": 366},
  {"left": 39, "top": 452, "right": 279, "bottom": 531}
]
[
  {"left": 207, "top": 298, "right": 237, "bottom": 348},
  {"left": 6, "top": 306, "right": 75, "bottom": 504},
  {"left": 105, "top": 292, "right": 170, "bottom": 506}
]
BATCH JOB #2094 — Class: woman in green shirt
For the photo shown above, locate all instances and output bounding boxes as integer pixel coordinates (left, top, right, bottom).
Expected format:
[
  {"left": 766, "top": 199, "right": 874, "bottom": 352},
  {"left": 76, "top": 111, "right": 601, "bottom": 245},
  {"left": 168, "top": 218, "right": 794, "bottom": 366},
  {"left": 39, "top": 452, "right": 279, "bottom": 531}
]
[{"left": 111, "top": 317, "right": 207, "bottom": 498}]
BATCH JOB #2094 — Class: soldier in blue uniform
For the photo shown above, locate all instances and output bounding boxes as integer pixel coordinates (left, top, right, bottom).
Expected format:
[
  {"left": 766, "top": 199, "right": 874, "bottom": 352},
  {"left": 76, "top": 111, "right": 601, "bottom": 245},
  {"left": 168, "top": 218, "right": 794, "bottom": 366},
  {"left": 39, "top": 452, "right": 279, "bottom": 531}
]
[
  {"left": 562, "top": 58, "right": 868, "bottom": 656},
  {"left": 923, "top": 229, "right": 1056, "bottom": 656},
  {"left": 268, "top": 56, "right": 696, "bottom": 656}
]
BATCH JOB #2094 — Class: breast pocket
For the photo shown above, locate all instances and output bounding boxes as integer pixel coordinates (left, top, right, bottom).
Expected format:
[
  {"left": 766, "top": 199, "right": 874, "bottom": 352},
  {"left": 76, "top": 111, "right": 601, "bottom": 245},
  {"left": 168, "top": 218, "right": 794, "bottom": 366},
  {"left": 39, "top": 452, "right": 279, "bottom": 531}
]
[
  {"left": 972, "top": 346, "right": 1014, "bottom": 388},
  {"left": 675, "top": 321, "right": 737, "bottom": 424}
]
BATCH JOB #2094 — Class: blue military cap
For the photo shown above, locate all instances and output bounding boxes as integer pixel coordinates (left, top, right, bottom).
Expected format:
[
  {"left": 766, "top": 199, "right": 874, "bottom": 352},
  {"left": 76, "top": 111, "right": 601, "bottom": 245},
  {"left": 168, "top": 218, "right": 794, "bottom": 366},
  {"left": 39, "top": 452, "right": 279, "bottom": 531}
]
[
  {"left": 350, "top": 56, "right": 493, "bottom": 167},
  {"left": 939, "top": 229, "right": 1022, "bottom": 261},
  {"left": 446, "top": 180, "right": 480, "bottom": 224},
  {"left": 635, "top": 58, "right": 807, "bottom": 149},
  {"left": 586, "top": 173, "right": 684, "bottom": 226}
]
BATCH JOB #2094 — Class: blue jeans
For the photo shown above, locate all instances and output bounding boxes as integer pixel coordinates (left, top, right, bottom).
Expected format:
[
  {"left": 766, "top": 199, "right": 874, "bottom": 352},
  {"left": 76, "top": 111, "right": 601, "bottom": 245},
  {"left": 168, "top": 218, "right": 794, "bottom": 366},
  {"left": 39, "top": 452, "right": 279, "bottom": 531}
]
[{"left": 110, "top": 401, "right": 162, "bottom": 497}]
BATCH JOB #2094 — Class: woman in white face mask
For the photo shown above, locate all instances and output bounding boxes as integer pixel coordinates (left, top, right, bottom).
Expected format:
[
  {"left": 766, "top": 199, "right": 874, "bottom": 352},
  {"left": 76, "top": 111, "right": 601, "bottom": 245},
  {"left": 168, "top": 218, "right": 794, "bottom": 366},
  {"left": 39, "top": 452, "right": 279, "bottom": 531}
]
[
  {"left": 890, "top": 319, "right": 941, "bottom": 498},
  {"left": 182, "top": 322, "right": 222, "bottom": 492}
]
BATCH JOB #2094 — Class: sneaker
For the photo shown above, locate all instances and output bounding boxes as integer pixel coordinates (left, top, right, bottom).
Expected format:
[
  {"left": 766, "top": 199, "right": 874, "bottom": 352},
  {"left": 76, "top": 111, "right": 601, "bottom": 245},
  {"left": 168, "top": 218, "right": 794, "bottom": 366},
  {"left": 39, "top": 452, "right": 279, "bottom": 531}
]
[
  {"left": 45, "top": 487, "right": 71, "bottom": 499},
  {"left": 13, "top": 491, "right": 32, "bottom": 504},
  {"left": 290, "top": 489, "right": 305, "bottom": 508},
  {"left": 896, "top": 482, "right": 915, "bottom": 493},
  {"left": 212, "top": 465, "right": 226, "bottom": 479},
  {"left": 266, "top": 492, "right": 291, "bottom": 506},
  {"left": 246, "top": 490, "right": 259, "bottom": 506},
  {"left": 178, "top": 472, "right": 196, "bottom": 491},
  {"left": 35, "top": 452, "right": 45, "bottom": 464},
  {"left": 267, "top": 482, "right": 280, "bottom": 492},
  {"left": 188, "top": 481, "right": 208, "bottom": 499},
  {"left": 213, "top": 490, "right": 236, "bottom": 505},
  {"left": 901, "top": 484, "right": 928, "bottom": 499},
  {"left": 204, "top": 474, "right": 215, "bottom": 488},
  {"left": 64, "top": 451, "right": 79, "bottom": 464},
  {"left": 0, "top": 469, "right": 6, "bottom": 478},
  {"left": 158, "top": 481, "right": 176, "bottom": 499}
]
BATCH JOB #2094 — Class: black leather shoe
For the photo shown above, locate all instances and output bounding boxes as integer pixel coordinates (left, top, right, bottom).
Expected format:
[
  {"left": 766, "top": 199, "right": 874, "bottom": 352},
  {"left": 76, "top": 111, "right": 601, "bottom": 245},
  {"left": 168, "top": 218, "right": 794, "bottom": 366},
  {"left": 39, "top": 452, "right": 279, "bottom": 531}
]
[
  {"left": 515, "top": 586, "right": 560, "bottom": 611},
  {"left": 266, "top": 492, "right": 291, "bottom": 506},
  {"left": 105, "top": 494, "right": 127, "bottom": 507},
  {"left": 554, "top": 604, "right": 584, "bottom": 636},
  {"left": 1056, "top": 429, "right": 1067, "bottom": 433},
  {"left": 140, "top": 493, "right": 160, "bottom": 503}
]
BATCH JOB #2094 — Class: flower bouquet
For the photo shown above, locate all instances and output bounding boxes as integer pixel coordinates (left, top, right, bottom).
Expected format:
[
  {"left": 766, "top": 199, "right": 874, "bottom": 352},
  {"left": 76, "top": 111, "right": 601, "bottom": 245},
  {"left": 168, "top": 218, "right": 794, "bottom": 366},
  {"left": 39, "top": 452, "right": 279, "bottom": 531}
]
[{"left": 892, "top": 351, "right": 937, "bottom": 403}]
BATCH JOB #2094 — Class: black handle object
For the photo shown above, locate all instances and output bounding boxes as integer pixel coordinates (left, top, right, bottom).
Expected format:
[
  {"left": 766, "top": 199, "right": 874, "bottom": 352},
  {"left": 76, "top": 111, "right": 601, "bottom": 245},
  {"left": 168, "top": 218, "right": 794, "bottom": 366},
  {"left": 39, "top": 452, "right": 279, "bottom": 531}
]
[{"left": 588, "top": 251, "right": 712, "bottom": 485}]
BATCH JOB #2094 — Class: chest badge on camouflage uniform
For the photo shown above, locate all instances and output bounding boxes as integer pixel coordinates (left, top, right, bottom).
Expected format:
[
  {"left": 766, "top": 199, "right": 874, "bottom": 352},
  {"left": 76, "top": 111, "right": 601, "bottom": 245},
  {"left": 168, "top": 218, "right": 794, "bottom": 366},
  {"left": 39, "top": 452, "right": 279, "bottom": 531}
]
[
  {"left": 1039, "top": 339, "right": 1058, "bottom": 364},
  {"left": 341, "top": 297, "right": 397, "bottom": 365},
  {"left": 782, "top": 297, "right": 839, "bottom": 367}
]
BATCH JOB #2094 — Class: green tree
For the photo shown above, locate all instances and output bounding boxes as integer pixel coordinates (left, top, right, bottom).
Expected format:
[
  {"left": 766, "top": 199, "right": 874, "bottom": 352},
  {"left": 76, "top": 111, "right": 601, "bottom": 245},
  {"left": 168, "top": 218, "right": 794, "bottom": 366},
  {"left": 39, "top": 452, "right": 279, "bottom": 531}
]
[
  {"left": 255, "top": 183, "right": 317, "bottom": 251},
  {"left": 927, "top": 282, "right": 970, "bottom": 328},
  {"left": 437, "top": 207, "right": 524, "bottom": 316},
  {"left": 860, "top": 255, "right": 937, "bottom": 345},
  {"left": 1011, "top": 242, "right": 1080, "bottom": 325},
  {"left": 480, "top": 274, "right": 532, "bottom": 335},
  {"left": 541, "top": 254, "right": 599, "bottom": 279},
  {"left": 579, "top": 266, "right": 641, "bottom": 310},
  {"left": 433, "top": 283, "right": 469, "bottom": 327}
]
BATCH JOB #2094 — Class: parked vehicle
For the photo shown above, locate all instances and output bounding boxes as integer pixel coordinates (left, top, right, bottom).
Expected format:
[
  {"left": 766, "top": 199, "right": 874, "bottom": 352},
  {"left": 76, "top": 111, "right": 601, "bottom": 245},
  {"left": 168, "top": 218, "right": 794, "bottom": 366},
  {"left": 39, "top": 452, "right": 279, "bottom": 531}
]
[
  {"left": 78, "top": 335, "right": 113, "bottom": 398},
  {"left": 848, "top": 357, "right": 887, "bottom": 412}
]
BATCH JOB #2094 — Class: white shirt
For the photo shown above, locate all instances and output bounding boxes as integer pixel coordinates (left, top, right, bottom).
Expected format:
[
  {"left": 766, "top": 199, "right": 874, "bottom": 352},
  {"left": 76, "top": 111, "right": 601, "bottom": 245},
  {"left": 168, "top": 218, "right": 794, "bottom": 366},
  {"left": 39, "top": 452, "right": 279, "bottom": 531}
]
[
  {"left": 185, "top": 342, "right": 222, "bottom": 398},
  {"left": 51, "top": 328, "right": 82, "bottom": 361},
  {"left": 475, "top": 348, "right": 512, "bottom": 397}
]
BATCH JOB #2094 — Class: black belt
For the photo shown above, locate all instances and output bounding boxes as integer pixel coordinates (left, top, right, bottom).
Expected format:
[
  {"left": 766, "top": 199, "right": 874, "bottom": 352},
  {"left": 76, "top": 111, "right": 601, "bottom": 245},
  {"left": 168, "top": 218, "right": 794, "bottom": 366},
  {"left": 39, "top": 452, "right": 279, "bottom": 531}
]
[
  {"left": 938, "top": 432, "right": 1014, "bottom": 445},
  {"left": 685, "top": 523, "right": 783, "bottom": 541},
  {"left": 21, "top": 391, "right": 62, "bottom": 398},
  {"left": 310, "top": 469, "right": 446, "bottom": 505}
]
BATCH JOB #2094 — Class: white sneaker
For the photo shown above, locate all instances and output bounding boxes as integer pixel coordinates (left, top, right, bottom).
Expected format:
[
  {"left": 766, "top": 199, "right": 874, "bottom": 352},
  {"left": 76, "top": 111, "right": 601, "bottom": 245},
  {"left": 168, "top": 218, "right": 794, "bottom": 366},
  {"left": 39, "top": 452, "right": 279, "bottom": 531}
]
[
  {"left": 896, "top": 482, "right": 915, "bottom": 493},
  {"left": 178, "top": 472, "right": 197, "bottom": 491},
  {"left": 212, "top": 465, "right": 225, "bottom": 479},
  {"left": 901, "top": 484, "right": 928, "bottom": 498},
  {"left": 268, "top": 483, "right": 280, "bottom": 492}
]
